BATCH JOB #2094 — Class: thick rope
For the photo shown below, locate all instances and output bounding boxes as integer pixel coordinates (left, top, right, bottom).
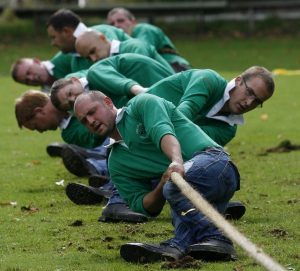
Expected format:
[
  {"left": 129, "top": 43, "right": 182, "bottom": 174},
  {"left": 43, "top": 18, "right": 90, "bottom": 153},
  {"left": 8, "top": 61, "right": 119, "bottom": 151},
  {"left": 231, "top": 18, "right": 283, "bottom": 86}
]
[{"left": 171, "top": 172, "right": 287, "bottom": 271}]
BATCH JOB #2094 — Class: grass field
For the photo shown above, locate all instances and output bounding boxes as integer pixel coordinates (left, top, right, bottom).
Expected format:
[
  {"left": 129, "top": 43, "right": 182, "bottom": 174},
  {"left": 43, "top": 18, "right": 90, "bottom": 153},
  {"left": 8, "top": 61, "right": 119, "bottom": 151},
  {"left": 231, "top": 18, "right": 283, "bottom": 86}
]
[{"left": 0, "top": 36, "right": 299, "bottom": 271}]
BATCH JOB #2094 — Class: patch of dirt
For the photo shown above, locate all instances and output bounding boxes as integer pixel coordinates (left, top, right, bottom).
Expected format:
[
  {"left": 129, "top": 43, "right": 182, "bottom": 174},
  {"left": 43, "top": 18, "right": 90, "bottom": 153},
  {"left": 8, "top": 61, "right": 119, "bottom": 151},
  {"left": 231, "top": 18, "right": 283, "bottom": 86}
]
[
  {"left": 259, "top": 193, "right": 268, "bottom": 198},
  {"left": 269, "top": 228, "right": 288, "bottom": 238},
  {"left": 77, "top": 246, "right": 85, "bottom": 252},
  {"left": 161, "top": 256, "right": 202, "bottom": 269},
  {"left": 106, "top": 244, "right": 114, "bottom": 249},
  {"left": 265, "top": 140, "right": 300, "bottom": 153},
  {"left": 102, "top": 236, "right": 113, "bottom": 242},
  {"left": 287, "top": 199, "right": 299, "bottom": 204},
  {"left": 124, "top": 224, "right": 142, "bottom": 235},
  {"left": 69, "top": 220, "right": 83, "bottom": 227},
  {"left": 21, "top": 205, "right": 39, "bottom": 213}
]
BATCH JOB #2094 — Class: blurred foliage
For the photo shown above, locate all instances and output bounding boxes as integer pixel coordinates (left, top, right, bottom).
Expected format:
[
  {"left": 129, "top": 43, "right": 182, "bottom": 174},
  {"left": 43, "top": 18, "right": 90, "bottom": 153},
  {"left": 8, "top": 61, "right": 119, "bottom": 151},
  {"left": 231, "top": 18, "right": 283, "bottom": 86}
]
[{"left": 2, "top": 7, "right": 300, "bottom": 41}]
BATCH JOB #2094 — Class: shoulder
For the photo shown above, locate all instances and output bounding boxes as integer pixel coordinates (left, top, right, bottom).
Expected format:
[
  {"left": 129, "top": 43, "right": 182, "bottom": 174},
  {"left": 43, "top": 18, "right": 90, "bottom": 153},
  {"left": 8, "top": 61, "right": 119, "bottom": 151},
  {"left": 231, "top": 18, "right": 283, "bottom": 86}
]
[{"left": 136, "top": 23, "right": 159, "bottom": 31}]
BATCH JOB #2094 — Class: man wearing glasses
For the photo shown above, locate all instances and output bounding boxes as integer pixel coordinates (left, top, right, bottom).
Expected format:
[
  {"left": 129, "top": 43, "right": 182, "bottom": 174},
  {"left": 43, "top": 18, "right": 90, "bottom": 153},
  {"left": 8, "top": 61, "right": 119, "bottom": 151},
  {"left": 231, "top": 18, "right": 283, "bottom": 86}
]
[{"left": 148, "top": 66, "right": 274, "bottom": 146}]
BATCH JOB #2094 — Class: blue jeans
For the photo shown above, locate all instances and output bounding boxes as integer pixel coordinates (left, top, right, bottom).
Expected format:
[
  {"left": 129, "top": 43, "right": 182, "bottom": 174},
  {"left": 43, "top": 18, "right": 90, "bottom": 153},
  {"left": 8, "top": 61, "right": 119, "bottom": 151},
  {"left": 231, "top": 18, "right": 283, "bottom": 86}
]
[
  {"left": 83, "top": 140, "right": 126, "bottom": 205},
  {"left": 162, "top": 148, "right": 240, "bottom": 253},
  {"left": 86, "top": 139, "right": 110, "bottom": 177}
]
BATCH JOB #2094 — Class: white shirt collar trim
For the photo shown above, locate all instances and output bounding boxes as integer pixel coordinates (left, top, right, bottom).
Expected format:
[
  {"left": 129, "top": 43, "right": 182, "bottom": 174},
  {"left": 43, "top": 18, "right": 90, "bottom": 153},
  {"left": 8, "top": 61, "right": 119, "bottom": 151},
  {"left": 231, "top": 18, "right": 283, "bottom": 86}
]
[
  {"left": 110, "top": 40, "right": 121, "bottom": 56},
  {"left": 106, "top": 108, "right": 127, "bottom": 148},
  {"left": 78, "top": 77, "right": 89, "bottom": 90},
  {"left": 42, "top": 61, "right": 54, "bottom": 76},
  {"left": 73, "top": 22, "right": 88, "bottom": 38},
  {"left": 59, "top": 115, "right": 72, "bottom": 130}
]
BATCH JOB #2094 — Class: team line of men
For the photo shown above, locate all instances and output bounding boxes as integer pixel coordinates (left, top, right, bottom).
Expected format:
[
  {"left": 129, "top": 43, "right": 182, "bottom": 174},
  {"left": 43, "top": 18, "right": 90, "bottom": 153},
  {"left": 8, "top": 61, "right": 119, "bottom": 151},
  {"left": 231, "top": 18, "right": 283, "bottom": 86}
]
[{"left": 11, "top": 7, "right": 275, "bottom": 263}]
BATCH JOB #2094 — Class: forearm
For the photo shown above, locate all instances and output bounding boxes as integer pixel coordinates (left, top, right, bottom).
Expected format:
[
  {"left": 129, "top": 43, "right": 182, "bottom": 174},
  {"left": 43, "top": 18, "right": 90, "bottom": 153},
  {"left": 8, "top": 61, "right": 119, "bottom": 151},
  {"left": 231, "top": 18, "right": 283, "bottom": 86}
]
[
  {"left": 160, "top": 134, "right": 183, "bottom": 164},
  {"left": 142, "top": 180, "right": 166, "bottom": 216}
]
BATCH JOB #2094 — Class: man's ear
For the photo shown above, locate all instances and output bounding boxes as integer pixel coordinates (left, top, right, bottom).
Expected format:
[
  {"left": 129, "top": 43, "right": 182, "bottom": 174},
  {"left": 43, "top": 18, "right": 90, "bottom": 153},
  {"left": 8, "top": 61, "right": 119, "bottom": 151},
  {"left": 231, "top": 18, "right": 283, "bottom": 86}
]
[
  {"left": 103, "top": 96, "right": 113, "bottom": 107},
  {"left": 235, "top": 76, "right": 242, "bottom": 86},
  {"left": 33, "top": 107, "right": 43, "bottom": 115},
  {"left": 33, "top": 58, "right": 41, "bottom": 64},
  {"left": 99, "top": 34, "right": 106, "bottom": 42},
  {"left": 62, "top": 26, "right": 74, "bottom": 36},
  {"left": 70, "top": 77, "right": 79, "bottom": 83}
]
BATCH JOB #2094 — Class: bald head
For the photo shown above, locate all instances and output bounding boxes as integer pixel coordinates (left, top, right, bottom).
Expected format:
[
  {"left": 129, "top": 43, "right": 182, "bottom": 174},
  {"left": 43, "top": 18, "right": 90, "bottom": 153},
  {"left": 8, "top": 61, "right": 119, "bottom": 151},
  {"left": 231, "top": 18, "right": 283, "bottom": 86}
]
[
  {"left": 75, "top": 30, "right": 110, "bottom": 62},
  {"left": 74, "top": 91, "right": 117, "bottom": 137}
]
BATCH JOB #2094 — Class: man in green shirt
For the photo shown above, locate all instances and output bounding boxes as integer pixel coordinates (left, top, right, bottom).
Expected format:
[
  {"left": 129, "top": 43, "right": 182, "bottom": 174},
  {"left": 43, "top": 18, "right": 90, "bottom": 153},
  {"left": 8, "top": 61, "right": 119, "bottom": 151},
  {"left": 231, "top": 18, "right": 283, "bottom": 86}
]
[
  {"left": 74, "top": 91, "right": 240, "bottom": 262},
  {"left": 11, "top": 53, "right": 87, "bottom": 90},
  {"left": 15, "top": 90, "right": 105, "bottom": 148},
  {"left": 50, "top": 53, "right": 174, "bottom": 110},
  {"left": 11, "top": 8, "right": 133, "bottom": 89},
  {"left": 107, "top": 7, "right": 192, "bottom": 72},
  {"left": 47, "top": 9, "right": 130, "bottom": 54},
  {"left": 75, "top": 30, "right": 173, "bottom": 72},
  {"left": 147, "top": 66, "right": 275, "bottom": 146},
  {"left": 14, "top": 90, "right": 148, "bottom": 223},
  {"left": 11, "top": 10, "right": 132, "bottom": 89},
  {"left": 11, "top": 57, "right": 53, "bottom": 91}
]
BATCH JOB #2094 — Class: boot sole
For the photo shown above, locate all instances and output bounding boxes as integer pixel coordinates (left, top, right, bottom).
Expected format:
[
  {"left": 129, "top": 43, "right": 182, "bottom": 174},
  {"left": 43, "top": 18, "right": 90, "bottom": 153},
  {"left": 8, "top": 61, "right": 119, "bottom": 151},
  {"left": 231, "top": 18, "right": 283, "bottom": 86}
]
[
  {"left": 62, "top": 147, "right": 91, "bottom": 177},
  {"left": 66, "top": 183, "right": 103, "bottom": 205},
  {"left": 120, "top": 243, "right": 174, "bottom": 263},
  {"left": 225, "top": 202, "right": 246, "bottom": 220}
]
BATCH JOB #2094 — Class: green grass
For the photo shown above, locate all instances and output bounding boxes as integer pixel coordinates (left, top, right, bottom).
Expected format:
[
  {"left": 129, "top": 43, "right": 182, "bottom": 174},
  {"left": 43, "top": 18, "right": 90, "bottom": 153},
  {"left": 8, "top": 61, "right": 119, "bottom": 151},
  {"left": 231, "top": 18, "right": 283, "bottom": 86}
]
[{"left": 0, "top": 36, "right": 300, "bottom": 271}]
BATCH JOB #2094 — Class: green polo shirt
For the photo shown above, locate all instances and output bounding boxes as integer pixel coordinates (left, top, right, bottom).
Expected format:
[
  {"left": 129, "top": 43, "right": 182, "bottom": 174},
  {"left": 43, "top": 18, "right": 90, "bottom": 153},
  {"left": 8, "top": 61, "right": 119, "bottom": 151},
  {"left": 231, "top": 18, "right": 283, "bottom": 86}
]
[
  {"left": 147, "top": 69, "right": 237, "bottom": 146},
  {"left": 132, "top": 23, "right": 191, "bottom": 69},
  {"left": 87, "top": 53, "right": 174, "bottom": 108},
  {"left": 50, "top": 24, "right": 131, "bottom": 79},
  {"left": 118, "top": 39, "right": 173, "bottom": 73},
  {"left": 109, "top": 93, "right": 219, "bottom": 215},
  {"left": 91, "top": 24, "right": 131, "bottom": 41},
  {"left": 50, "top": 52, "right": 73, "bottom": 80}
]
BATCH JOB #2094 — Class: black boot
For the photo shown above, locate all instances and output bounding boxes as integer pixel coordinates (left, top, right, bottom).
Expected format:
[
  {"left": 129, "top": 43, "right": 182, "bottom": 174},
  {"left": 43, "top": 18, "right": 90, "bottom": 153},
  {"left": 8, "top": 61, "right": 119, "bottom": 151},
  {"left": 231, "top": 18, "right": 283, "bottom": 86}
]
[
  {"left": 46, "top": 142, "right": 67, "bottom": 157},
  {"left": 188, "top": 239, "right": 237, "bottom": 261},
  {"left": 61, "top": 145, "right": 99, "bottom": 177},
  {"left": 224, "top": 201, "right": 246, "bottom": 220},
  {"left": 98, "top": 203, "right": 148, "bottom": 223},
  {"left": 88, "top": 174, "right": 109, "bottom": 188},
  {"left": 120, "top": 242, "right": 183, "bottom": 263},
  {"left": 65, "top": 183, "right": 111, "bottom": 205}
]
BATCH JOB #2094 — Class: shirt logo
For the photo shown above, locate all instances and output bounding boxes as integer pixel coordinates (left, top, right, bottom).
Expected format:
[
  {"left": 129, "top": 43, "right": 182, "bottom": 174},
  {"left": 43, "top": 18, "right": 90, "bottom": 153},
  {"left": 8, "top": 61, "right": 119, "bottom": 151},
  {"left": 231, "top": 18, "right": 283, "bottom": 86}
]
[{"left": 136, "top": 123, "right": 147, "bottom": 138}]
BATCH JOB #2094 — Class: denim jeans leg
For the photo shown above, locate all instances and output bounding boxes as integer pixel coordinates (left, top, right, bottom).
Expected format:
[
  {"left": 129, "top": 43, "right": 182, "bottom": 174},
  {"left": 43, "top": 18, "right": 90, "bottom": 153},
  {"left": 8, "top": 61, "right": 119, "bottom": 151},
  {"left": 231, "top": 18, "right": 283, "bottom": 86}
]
[
  {"left": 163, "top": 149, "right": 239, "bottom": 251},
  {"left": 106, "top": 183, "right": 126, "bottom": 205},
  {"left": 86, "top": 157, "right": 109, "bottom": 177},
  {"left": 87, "top": 138, "right": 110, "bottom": 157},
  {"left": 161, "top": 208, "right": 193, "bottom": 253}
]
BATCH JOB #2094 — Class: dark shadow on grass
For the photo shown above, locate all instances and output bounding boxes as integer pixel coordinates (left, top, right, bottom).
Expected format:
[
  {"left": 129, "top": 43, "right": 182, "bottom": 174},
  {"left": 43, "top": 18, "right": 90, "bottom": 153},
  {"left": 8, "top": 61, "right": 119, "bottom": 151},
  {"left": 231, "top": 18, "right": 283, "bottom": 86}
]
[
  {"left": 259, "top": 140, "right": 300, "bottom": 156},
  {"left": 20, "top": 186, "right": 64, "bottom": 194}
]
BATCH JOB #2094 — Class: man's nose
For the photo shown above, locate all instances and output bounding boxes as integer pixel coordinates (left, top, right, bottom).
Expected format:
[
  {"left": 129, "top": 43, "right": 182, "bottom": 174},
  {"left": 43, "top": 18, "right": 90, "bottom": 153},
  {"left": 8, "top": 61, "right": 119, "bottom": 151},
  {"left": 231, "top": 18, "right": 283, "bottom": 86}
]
[
  {"left": 245, "top": 96, "right": 256, "bottom": 107},
  {"left": 27, "top": 74, "right": 35, "bottom": 81},
  {"left": 86, "top": 115, "right": 94, "bottom": 125},
  {"left": 90, "top": 55, "right": 97, "bottom": 62}
]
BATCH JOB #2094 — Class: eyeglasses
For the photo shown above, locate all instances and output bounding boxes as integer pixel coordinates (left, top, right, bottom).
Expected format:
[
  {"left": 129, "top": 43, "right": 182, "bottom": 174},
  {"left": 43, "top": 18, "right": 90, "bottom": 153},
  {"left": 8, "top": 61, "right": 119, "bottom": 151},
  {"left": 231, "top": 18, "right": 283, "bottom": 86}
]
[{"left": 242, "top": 78, "right": 263, "bottom": 108}]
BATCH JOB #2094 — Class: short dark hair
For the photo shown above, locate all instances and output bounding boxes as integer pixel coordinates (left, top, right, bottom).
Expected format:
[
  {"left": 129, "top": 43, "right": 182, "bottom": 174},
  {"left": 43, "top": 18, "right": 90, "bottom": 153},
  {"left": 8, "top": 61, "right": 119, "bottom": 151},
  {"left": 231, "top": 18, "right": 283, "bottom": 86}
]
[
  {"left": 47, "top": 9, "right": 81, "bottom": 31},
  {"left": 15, "top": 90, "right": 49, "bottom": 128},
  {"left": 241, "top": 66, "right": 275, "bottom": 95},
  {"left": 50, "top": 78, "right": 73, "bottom": 110}
]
